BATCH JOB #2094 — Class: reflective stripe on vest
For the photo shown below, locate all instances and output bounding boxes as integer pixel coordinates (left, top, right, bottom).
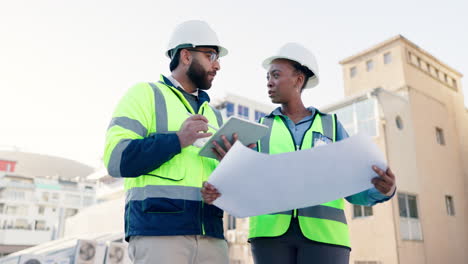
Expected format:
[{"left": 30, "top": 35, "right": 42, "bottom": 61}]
[
  {"left": 249, "top": 112, "right": 351, "bottom": 248},
  {"left": 125, "top": 185, "right": 202, "bottom": 204}
]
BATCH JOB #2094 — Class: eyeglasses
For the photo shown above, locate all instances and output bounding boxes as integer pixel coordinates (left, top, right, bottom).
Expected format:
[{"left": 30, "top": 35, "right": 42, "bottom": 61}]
[{"left": 186, "top": 48, "right": 219, "bottom": 63}]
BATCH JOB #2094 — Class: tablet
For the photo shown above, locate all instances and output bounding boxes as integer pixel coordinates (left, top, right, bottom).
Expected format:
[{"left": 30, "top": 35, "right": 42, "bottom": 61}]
[{"left": 198, "top": 116, "right": 269, "bottom": 159}]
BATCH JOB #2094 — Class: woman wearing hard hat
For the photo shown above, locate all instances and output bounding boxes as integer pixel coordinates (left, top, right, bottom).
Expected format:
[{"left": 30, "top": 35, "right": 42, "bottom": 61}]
[{"left": 202, "top": 43, "right": 396, "bottom": 264}]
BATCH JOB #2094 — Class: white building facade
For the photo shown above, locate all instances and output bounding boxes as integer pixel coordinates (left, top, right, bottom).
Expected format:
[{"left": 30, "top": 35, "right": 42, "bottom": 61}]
[{"left": 0, "top": 152, "right": 95, "bottom": 257}]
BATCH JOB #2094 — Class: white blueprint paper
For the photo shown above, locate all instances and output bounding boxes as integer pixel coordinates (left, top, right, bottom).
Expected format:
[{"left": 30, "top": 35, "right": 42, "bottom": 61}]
[{"left": 209, "top": 134, "right": 387, "bottom": 218}]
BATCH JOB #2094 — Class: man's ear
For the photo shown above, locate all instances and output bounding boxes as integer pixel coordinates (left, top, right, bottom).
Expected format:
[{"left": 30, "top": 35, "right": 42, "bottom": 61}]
[{"left": 180, "top": 49, "right": 192, "bottom": 66}]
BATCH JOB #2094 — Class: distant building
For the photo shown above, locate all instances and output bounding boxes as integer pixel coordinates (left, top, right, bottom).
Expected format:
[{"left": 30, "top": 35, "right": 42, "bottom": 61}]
[
  {"left": 213, "top": 93, "right": 274, "bottom": 122},
  {"left": 0, "top": 151, "right": 96, "bottom": 257}
]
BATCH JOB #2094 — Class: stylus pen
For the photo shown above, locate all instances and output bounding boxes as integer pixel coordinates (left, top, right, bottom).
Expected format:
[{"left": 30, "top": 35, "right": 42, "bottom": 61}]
[{"left": 186, "top": 112, "right": 219, "bottom": 131}]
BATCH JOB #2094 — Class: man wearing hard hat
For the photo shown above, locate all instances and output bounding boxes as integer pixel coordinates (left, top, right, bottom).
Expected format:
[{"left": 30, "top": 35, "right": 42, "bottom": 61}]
[
  {"left": 104, "top": 20, "right": 229, "bottom": 264},
  {"left": 203, "top": 43, "right": 396, "bottom": 264}
]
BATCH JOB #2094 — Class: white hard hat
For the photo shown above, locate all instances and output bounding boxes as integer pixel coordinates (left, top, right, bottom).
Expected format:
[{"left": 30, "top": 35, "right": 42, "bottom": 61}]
[
  {"left": 166, "top": 20, "right": 228, "bottom": 59},
  {"left": 262, "top": 42, "right": 319, "bottom": 89}
]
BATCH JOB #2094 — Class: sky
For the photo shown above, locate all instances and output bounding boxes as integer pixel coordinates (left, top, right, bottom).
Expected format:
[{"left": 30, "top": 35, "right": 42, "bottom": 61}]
[{"left": 1, "top": 0, "right": 467, "bottom": 168}]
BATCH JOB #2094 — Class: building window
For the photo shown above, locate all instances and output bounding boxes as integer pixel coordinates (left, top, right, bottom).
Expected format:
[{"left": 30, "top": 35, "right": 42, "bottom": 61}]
[
  {"left": 398, "top": 193, "right": 423, "bottom": 240},
  {"left": 332, "top": 98, "right": 378, "bottom": 137},
  {"left": 38, "top": 206, "right": 45, "bottom": 215},
  {"left": 445, "top": 195, "right": 455, "bottom": 216},
  {"left": 42, "top": 192, "right": 50, "bottom": 202},
  {"left": 435, "top": 68, "right": 439, "bottom": 79},
  {"left": 238, "top": 105, "right": 249, "bottom": 119},
  {"left": 384, "top": 52, "right": 392, "bottom": 64},
  {"left": 51, "top": 192, "right": 60, "bottom": 202},
  {"left": 5, "top": 205, "right": 17, "bottom": 215},
  {"left": 14, "top": 219, "right": 29, "bottom": 229},
  {"left": 366, "top": 60, "right": 374, "bottom": 71},
  {"left": 255, "top": 111, "right": 266, "bottom": 121},
  {"left": 5, "top": 190, "right": 26, "bottom": 200},
  {"left": 333, "top": 104, "right": 355, "bottom": 135},
  {"left": 350, "top": 67, "right": 357, "bottom": 78},
  {"left": 0, "top": 203, "right": 4, "bottom": 214},
  {"left": 353, "top": 205, "right": 373, "bottom": 218},
  {"left": 444, "top": 73, "right": 448, "bottom": 83},
  {"left": 226, "top": 102, "right": 234, "bottom": 117},
  {"left": 452, "top": 79, "right": 457, "bottom": 89},
  {"left": 395, "top": 116, "right": 403, "bottom": 130},
  {"left": 355, "top": 99, "right": 377, "bottom": 137},
  {"left": 417, "top": 57, "right": 421, "bottom": 67},
  {"left": 35, "top": 220, "right": 46, "bottom": 231},
  {"left": 435, "top": 127, "right": 445, "bottom": 145},
  {"left": 426, "top": 63, "right": 430, "bottom": 72},
  {"left": 227, "top": 214, "right": 236, "bottom": 230}
]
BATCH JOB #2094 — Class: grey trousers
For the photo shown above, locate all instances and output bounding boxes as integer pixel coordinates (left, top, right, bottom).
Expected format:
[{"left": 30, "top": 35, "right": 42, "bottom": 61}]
[
  {"left": 128, "top": 235, "right": 228, "bottom": 264},
  {"left": 250, "top": 218, "right": 350, "bottom": 264}
]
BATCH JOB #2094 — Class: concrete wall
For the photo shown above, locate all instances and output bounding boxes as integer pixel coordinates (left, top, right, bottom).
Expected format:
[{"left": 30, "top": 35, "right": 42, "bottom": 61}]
[
  {"left": 64, "top": 197, "right": 124, "bottom": 238},
  {"left": 341, "top": 41, "right": 407, "bottom": 96}
]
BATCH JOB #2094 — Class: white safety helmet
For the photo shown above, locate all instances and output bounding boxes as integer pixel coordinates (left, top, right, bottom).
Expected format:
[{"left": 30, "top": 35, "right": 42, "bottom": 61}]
[
  {"left": 262, "top": 42, "right": 319, "bottom": 89},
  {"left": 166, "top": 20, "right": 228, "bottom": 59}
]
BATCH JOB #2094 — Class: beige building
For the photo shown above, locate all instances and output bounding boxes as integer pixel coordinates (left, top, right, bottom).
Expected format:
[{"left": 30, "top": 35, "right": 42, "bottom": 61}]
[
  {"left": 223, "top": 35, "right": 468, "bottom": 264},
  {"left": 339, "top": 35, "right": 468, "bottom": 264}
]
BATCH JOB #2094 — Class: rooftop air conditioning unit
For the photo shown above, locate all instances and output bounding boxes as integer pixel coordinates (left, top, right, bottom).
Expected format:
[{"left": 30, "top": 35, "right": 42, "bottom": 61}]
[
  {"left": 104, "top": 242, "right": 131, "bottom": 264},
  {"left": 74, "top": 240, "right": 106, "bottom": 264},
  {"left": 18, "top": 255, "right": 44, "bottom": 264}
]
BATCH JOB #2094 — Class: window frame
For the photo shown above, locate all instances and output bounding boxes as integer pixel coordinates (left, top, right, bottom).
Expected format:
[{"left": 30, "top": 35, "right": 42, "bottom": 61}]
[
  {"left": 445, "top": 195, "right": 455, "bottom": 216},
  {"left": 384, "top": 52, "right": 392, "bottom": 64},
  {"left": 350, "top": 66, "right": 357, "bottom": 78},
  {"left": 332, "top": 98, "right": 379, "bottom": 137},
  {"left": 225, "top": 102, "right": 234, "bottom": 117},
  {"left": 237, "top": 105, "right": 249, "bottom": 119},
  {"left": 398, "top": 192, "right": 423, "bottom": 241},
  {"left": 227, "top": 214, "right": 236, "bottom": 230},
  {"left": 366, "top": 60, "right": 374, "bottom": 72},
  {"left": 255, "top": 110, "right": 267, "bottom": 121},
  {"left": 352, "top": 204, "right": 373, "bottom": 218},
  {"left": 435, "top": 127, "right": 445, "bottom": 145}
]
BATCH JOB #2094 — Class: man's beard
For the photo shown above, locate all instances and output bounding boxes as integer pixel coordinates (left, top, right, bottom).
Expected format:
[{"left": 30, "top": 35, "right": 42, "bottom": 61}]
[{"left": 187, "top": 58, "right": 212, "bottom": 90}]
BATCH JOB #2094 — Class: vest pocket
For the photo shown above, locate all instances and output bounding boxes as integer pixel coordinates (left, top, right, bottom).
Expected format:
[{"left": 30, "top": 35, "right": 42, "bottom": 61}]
[
  {"left": 142, "top": 197, "right": 185, "bottom": 213},
  {"left": 207, "top": 204, "right": 224, "bottom": 218}
]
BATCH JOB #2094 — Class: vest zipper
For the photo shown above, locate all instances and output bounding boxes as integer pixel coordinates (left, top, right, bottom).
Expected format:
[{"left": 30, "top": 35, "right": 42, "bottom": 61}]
[
  {"left": 278, "top": 116, "right": 300, "bottom": 218},
  {"left": 278, "top": 113, "right": 316, "bottom": 219},
  {"left": 163, "top": 79, "right": 209, "bottom": 235},
  {"left": 201, "top": 201, "right": 206, "bottom": 235}
]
